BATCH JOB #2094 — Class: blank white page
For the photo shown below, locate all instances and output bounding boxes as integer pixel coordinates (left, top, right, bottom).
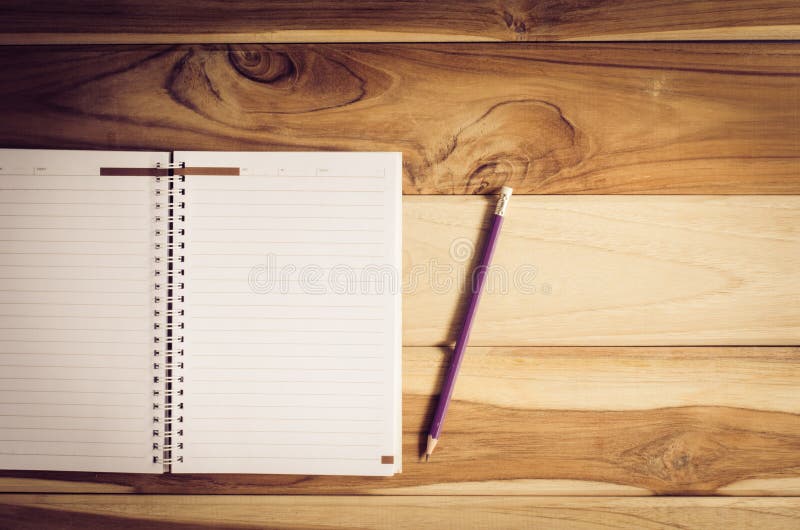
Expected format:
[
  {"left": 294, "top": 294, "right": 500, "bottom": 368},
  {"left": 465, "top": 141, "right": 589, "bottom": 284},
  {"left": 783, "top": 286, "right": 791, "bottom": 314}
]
[
  {"left": 0, "top": 149, "right": 166, "bottom": 473},
  {"left": 174, "top": 152, "right": 402, "bottom": 475}
]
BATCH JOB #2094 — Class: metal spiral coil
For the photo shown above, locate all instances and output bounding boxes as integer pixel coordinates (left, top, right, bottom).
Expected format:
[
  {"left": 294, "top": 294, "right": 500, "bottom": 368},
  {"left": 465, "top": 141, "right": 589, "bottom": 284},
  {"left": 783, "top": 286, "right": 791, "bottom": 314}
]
[{"left": 151, "top": 169, "right": 186, "bottom": 470}]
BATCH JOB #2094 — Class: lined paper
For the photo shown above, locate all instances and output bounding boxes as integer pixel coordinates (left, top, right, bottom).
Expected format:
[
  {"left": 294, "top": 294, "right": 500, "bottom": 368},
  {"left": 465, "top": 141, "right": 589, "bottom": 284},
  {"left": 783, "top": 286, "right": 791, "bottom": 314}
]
[
  {"left": 175, "top": 152, "right": 402, "bottom": 475},
  {"left": 0, "top": 149, "right": 167, "bottom": 473}
]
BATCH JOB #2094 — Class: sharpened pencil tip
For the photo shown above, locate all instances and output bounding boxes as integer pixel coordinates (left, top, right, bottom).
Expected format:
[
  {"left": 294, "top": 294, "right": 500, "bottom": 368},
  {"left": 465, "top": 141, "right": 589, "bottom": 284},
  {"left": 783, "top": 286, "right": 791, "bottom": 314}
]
[{"left": 425, "top": 435, "right": 438, "bottom": 461}]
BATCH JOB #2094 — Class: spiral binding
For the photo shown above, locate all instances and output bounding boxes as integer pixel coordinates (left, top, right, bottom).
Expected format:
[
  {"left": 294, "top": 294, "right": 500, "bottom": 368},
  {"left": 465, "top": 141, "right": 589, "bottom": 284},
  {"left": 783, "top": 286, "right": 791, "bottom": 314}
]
[{"left": 151, "top": 163, "right": 186, "bottom": 472}]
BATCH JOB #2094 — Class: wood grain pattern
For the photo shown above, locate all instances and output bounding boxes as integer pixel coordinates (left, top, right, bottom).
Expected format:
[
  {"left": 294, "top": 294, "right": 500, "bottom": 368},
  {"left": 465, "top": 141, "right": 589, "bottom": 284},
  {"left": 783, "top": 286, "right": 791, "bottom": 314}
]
[
  {"left": 0, "top": 1, "right": 799, "bottom": 43},
  {"left": 1, "top": 7, "right": 798, "bottom": 527},
  {"left": 0, "top": 44, "right": 797, "bottom": 194},
  {"left": 1, "top": 495, "right": 799, "bottom": 530},
  {"left": 404, "top": 196, "right": 800, "bottom": 346},
  {"left": 2, "top": 346, "right": 798, "bottom": 495}
]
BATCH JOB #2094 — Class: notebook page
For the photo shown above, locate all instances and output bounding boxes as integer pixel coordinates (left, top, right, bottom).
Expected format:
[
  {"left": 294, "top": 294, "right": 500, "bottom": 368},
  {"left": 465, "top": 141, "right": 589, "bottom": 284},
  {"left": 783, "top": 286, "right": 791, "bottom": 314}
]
[
  {"left": 174, "top": 152, "right": 401, "bottom": 475},
  {"left": 0, "top": 149, "right": 166, "bottom": 473}
]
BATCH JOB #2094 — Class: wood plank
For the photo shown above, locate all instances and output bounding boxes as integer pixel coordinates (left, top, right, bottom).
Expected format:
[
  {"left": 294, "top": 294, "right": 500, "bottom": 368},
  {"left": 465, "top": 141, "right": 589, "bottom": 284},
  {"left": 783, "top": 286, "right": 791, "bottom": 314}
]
[
  {"left": 0, "top": 1, "right": 799, "bottom": 43},
  {"left": 404, "top": 196, "right": 800, "bottom": 346},
  {"left": 0, "top": 44, "right": 797, "bottom": 194},
  {"left": 1, "top": 495, "right": 799, "bottom": 530},
  {"left": 2, "top": 346, "right": 798, "bottom": 495}
]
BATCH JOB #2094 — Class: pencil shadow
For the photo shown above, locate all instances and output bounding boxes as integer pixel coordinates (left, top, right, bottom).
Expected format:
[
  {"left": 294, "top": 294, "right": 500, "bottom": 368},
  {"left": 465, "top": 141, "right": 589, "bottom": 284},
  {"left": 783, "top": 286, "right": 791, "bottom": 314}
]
[
  {"left": 418, "top": 197, "right": 496, "bottom": 459},
  {"left": 443, "top": 194, "right": 497, "bottom": 344},
  {"left": 417, "top": 345, "right": 452, "bottom": 460}
]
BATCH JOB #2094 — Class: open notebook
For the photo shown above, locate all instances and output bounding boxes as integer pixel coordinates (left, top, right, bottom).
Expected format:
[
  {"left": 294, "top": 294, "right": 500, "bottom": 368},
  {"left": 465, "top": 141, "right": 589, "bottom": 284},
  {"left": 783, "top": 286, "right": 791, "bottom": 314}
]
[{"left": 0, "top": 149, "right": 402, "bottom": 476}]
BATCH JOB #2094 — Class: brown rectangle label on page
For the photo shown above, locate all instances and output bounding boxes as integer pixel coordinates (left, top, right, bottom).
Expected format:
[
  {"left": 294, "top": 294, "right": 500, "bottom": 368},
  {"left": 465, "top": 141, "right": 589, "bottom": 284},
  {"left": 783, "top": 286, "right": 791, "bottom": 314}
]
[{"left": 100, "top": 167, "right": 170, "bottom": 176}]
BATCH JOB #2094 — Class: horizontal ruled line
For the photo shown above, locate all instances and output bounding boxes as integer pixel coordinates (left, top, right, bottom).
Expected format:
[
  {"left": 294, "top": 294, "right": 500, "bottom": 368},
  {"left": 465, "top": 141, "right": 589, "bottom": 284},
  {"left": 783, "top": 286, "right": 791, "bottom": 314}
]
[
  {"left": 0, "top": 227, "right": 146, "bottom": 231},
  {"left": 192, "top": 417, "right": 379, "bottom": 421},
  {"left": 0, "top": 414, "right": 141, "bottom": 419},
  {"left": 0, "top": 452, "right": 141, "bottom": 458},
  {"left": 193, "top": 441, "right": 379, "bottom": 447},
  {"left": 191, "top": 203, "right": 383, "bottom": 207},
  {"left": 0, "top": 340, "right": 148, "bottom": 344},
  {"left": 192, "top": 381, "right": 380, "bottom": 385},
  {"left": 0, "top": 314, "right": 145, "bottom": 318},
  {"left": 190, "top": 266, "right": 379, "bottom": 272},
  {"left": 192, "top": 174, "right": 383, "bottom": 180},
  {"left": 191, "top": 429, "right": 381, "bottom": 435},
  {"left": 190, "top": 329, "right": 384, "bottom": 334},
  {"left": 0, "top": 188, "right": 143, "bottom": 192},
  {"left": 189, "top": 228, "right": 382, "bottom": 232},
  {"left": 2, "top": 427, "right": 141, "bottom": 433},
  {"left": 192, "top": 354, "right": 379, "bottom": 359},
  {"left": 190, "top": 278, "right": 391, "bottom": 284},
  {"left": 0, "top": 239, "right": 149, "bottom": 243},
  {"left": 191, "top": 241, "right": 382, "bottom": 245},
  {"left": 0, "top": 364, "right": 146, "bottom": 370},
  {"left": 194, "top": 404, "right": 381, "bottom": 410},
  {"left": 0, "top": 252, "right": 143, "bottom": 256},
  {"left": 0, "top": 290, "right": 145, "bottom": 293},
  {"left": 0, "top": 264, "right": 144, "bottom": 269},
  {"left": 191, "top": 367, "right": 381, "bottom": 373},
  {"left": 193, "top": 392, "right": 382, "bottom": 397},
  {"left": 187, "top": 456, "right": 375, "bottom": 461},
  {"left": 0, "top": 214, "right": 143, "bottom": 218},
  {"left": 194, "top": 215, "right": 383, "bottom": 220},
  {"left": 0, "top": 402, "right": 142, "bottom": 407},
  {"left": 0, "top": 389, "right": 143, "bottom": 394},
  {"left": 189, "top": 316, "right": 382, "bottom": 321},
  {"left": 0, "top": 352, "right": 142, "bottom": 356},
  {"left": 0, "top": 327, "right": 148, "bottom": 331},
  {"left": 189, "top": 303, "right": 382, "bottom": 308},
  {"left": 0, "top": 201, "right": 142, "bottom": 206},
  {"left": 190, "top": 291, "right": 384, "bottom": 295},
  {"left": 190, "top": 254, "right": 382, "bottom": 258},
  {"left": 0, "top": 278, "right": 146, "bottom": 282},
  {"left": 189, "top": 342, "right": 381, "bottom": 346},
  {"left": 0, "top": 439, "right": 141, "bottom": 444},
  {"left": 2, "top": 302, "right": 147, "bottom": 307},
  {"left": 0, "top": 377, "right": 142, "bottom": 382},
  {"left": 194, "top": 188, "right": 382, "bottom": 193}
]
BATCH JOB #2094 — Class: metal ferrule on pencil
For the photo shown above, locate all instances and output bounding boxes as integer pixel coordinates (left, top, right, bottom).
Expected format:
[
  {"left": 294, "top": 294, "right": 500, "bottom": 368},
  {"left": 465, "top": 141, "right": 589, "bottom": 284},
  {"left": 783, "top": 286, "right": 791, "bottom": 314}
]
[{"left": 495, "top": 186, "right": 513, "bottom": 216}]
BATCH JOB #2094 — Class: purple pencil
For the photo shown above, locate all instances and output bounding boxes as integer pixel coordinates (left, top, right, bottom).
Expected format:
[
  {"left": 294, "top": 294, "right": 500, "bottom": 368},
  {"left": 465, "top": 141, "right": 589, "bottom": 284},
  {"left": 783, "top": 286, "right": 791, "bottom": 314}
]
[{"left": 425, "top": 186, "right": 512, "bottom": 461}]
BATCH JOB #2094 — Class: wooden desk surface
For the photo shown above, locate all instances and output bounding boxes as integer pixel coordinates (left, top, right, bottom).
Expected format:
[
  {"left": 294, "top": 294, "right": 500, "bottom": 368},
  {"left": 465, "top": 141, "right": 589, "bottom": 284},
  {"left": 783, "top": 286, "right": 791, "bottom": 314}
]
[{"left": 0, "top": 2, "right": 799, "bottom": 528}]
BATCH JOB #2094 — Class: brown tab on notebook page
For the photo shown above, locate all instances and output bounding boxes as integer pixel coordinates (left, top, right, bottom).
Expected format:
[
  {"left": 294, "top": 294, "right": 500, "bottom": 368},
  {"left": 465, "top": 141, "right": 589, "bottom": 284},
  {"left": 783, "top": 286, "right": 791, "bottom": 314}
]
[
  {"left": 181, "top": 167, "right": 240, "bottom": 176},
  {"left": 100, "top": 167, "right": 170, "bottom": 176},
  {"left": 381, "top": 455, "right": 394, "bottom": 465},
  {"left": 100, "top": 167, "right": 240, "bottom": 176}
]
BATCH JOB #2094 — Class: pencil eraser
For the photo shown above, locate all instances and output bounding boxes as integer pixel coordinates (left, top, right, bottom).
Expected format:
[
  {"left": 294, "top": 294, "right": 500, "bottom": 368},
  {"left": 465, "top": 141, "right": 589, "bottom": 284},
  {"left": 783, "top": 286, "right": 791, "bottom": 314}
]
[{"left": 500, "top": 186, "right": 513, "bottom": 197}]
